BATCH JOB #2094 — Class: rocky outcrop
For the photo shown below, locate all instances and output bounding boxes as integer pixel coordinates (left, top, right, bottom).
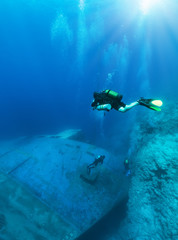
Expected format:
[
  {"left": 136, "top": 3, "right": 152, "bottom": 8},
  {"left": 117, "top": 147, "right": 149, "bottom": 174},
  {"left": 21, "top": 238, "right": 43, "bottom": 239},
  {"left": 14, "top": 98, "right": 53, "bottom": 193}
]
[{"left": 110, "top": 102, "right": 178, "bottom": 240}]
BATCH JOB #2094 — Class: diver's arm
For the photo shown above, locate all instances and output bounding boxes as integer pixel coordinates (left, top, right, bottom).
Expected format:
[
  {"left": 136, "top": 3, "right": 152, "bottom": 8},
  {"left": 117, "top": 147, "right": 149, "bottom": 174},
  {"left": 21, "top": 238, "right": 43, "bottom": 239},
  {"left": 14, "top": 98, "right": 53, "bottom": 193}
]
[{"left": 118, "top": 101, "right": 139, "bottom": 112}]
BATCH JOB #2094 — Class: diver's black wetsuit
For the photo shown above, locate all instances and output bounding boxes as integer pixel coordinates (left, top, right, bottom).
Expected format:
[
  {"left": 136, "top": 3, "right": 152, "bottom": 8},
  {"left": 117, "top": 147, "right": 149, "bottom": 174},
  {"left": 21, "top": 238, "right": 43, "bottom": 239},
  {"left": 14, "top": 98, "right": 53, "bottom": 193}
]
[
  {"left": 91, "top": 91, "right": 126, "bottom": 110},
  {"left": 87, "top": 155, "right": 105, "bottom": 174}
]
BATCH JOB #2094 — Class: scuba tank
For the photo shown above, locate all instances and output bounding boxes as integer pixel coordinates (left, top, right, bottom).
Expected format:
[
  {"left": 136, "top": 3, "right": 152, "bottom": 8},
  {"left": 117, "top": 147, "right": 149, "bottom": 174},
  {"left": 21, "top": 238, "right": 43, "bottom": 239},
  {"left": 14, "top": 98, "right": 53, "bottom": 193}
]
[
  {"left": 104, "top": 89, "right": 123, "bottom": 100},
  {"left": 92, "top": 90, "right": 123, "bottom": 108},
  {"left": 96, "top": 104, "right": 111, "bottom": 111}
]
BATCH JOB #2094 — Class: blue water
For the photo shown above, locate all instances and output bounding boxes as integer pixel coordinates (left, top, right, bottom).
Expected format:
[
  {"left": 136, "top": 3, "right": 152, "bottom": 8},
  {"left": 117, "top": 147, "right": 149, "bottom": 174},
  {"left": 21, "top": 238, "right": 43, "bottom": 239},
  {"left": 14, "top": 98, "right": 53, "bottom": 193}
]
[
  {"left": 0, "top": 0, "right": 178, "bottom": 238},
  {"left": 0, "top": 0, "right": 178, "bottom": 147}
]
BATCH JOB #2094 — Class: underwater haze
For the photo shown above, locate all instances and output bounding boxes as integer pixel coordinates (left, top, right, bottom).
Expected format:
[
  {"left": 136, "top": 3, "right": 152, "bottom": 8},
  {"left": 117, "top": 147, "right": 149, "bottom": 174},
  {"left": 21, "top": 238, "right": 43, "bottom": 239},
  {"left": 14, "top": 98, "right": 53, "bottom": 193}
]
[
  {"left": 0, "top": 0, "right": 178, "bottom": 149},
  {"left": 0, "top": 0, "right": 178, "bottom": 239}
]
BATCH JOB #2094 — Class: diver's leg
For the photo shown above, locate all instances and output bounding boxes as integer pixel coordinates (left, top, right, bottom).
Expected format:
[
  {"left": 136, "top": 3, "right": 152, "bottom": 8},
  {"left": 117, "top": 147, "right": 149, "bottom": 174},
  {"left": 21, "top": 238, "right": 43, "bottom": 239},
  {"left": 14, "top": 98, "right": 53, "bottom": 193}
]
[
  {"left": 87, "top": 164, "right": 93, "bottom": 174},
  {"left": 88, "top": 163, "right": 95, "bottom": 168},
  {"left": 88, "top": 166, "right": 95, "bottom": 174},
  {"left": 118, "top": 101, "right": 139, "bottom": 113},
  {"left": 96, "top": 104, "right": 112, "bottom": 111},
  {"left": 88, "top": 167, "right": 91, "bottom": 174}
]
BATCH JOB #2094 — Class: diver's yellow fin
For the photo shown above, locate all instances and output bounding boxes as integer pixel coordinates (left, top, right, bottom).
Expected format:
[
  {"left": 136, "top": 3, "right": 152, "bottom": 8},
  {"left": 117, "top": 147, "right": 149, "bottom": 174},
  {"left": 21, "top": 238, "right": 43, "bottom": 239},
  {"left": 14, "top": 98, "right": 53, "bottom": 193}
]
[{"left": 138, "top": 98, "right": 163, "bottom": 111}]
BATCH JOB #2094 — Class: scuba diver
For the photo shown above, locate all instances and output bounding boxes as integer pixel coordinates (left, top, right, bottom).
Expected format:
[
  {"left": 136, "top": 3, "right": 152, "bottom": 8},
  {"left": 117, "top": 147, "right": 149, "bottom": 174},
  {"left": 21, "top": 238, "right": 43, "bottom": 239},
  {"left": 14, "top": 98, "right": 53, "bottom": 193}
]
[
  {"left": 91, "top": 89, "right": 163, "bottom": 112},
  {"left": 124, "top": 158, "right": 131, "bottom": 176},
  {"left": 87, "top": 155, "right": 105, "bottom": 175}
]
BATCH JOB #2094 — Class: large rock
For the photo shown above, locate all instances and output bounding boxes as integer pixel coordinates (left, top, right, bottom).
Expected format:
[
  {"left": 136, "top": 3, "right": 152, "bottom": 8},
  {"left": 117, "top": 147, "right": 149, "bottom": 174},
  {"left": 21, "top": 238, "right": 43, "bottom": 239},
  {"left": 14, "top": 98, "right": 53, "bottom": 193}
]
[{"left": 109, "top": 102, "right": 178, "bottom": 240}]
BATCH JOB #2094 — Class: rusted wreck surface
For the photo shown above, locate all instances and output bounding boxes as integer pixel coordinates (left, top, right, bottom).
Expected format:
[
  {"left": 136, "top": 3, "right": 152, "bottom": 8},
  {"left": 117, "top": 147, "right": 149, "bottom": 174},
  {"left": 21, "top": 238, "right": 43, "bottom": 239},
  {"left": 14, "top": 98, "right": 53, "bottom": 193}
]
[{"left": 0, "top": 137, "right": 128, "bottom": 239}]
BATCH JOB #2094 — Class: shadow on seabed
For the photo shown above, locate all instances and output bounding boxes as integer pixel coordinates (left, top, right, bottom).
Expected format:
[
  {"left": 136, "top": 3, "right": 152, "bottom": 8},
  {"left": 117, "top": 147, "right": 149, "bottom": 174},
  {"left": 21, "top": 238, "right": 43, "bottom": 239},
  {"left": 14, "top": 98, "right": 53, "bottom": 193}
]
[{"left": 76, "top": 195, "right": 128, "bottom": 240}]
